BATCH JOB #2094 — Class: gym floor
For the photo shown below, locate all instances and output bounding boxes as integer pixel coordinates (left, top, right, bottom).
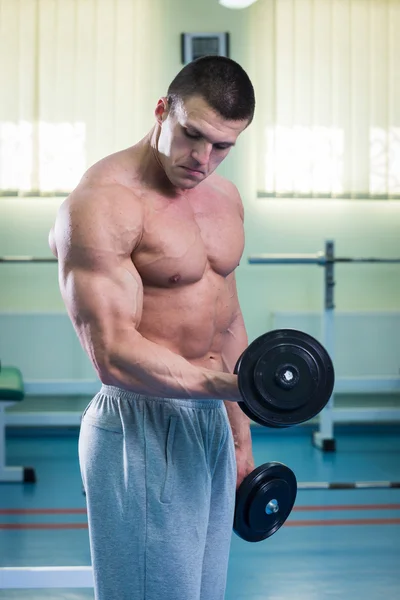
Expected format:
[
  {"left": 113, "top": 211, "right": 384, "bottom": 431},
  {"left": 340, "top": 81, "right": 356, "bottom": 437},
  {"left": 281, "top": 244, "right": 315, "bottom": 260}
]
[{"left": 1, "top": 419, "right": 400, "bottom": 600}]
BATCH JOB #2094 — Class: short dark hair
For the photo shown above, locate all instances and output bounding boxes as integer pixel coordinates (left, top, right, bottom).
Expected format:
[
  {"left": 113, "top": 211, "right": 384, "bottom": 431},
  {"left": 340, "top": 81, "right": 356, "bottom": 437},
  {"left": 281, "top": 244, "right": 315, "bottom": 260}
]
[{"left": 167, "top": 56, "right": 255, "bottom": 124}]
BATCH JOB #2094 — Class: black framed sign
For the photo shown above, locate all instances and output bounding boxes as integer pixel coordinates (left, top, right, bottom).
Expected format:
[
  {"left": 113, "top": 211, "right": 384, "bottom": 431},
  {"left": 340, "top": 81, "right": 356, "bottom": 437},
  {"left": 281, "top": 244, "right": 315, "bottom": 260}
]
[{"left": 181, "top": 32, "right": 230, "bottom": 64}]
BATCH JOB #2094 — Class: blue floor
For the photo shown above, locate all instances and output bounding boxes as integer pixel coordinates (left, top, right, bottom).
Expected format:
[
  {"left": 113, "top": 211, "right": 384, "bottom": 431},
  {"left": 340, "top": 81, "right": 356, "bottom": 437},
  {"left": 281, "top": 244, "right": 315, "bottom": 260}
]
[{"left": 1, "top": 424, "right": 400, "bottom": 599}]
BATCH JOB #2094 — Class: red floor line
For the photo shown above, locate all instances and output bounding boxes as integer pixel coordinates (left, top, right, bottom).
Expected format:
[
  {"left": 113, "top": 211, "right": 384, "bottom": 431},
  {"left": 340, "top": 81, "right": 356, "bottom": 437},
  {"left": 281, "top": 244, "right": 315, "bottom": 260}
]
[
  {"left": 293, "top": 503, "right": 400, "bottom": 512},
  {"left": 1, "top": 504, "right": 400, "bottom": 515},
  {"left": 286, "top": 518, "right": 400, "bottom": 526},
  {"left": 0, "top": 523, "right": 88, "bottom": 530},
  {"left": 1, "top": 518, "right": 400, "bottom": 530},
  {"left": 0, "top": 509, "right": 87, "bottom": 515}
]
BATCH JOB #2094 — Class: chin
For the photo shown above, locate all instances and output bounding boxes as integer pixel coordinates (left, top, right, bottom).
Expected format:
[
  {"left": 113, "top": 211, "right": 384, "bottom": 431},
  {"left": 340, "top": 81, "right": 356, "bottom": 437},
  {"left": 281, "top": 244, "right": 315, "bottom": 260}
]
[
  {"left": 179, "top": 179, "right": 200, "bottom": 190},
  {"left": 168, "top": 170, "right": 202, "bottom": 190}
]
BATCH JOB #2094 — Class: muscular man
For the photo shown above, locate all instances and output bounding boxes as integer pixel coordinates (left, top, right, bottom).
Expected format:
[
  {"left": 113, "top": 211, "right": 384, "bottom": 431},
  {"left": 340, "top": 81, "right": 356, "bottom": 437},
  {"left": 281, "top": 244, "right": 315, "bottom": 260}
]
[{"left": 49, "top": 56, "right": 255, "bottom": 600}]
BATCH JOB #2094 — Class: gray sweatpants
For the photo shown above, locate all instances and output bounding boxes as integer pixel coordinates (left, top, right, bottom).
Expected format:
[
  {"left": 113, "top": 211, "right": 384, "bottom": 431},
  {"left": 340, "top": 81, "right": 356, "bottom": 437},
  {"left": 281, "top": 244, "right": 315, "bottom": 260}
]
[{"left": 78, "top": 385, "right": 237, "bottom": 600}]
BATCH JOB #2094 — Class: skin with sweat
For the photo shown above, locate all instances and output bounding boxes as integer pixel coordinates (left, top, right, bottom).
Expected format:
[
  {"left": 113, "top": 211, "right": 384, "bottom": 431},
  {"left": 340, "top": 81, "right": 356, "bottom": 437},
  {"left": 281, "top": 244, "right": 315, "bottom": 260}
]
[{"left": 49, "top": 94, "right": 254, "bottom": 487}]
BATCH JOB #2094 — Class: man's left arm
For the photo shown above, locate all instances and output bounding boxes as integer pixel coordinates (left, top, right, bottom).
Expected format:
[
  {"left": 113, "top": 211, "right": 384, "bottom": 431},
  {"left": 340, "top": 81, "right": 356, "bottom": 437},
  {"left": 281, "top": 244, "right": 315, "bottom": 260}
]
[{"left": 222, "top": 277, "right": 255, "bottom": 489}]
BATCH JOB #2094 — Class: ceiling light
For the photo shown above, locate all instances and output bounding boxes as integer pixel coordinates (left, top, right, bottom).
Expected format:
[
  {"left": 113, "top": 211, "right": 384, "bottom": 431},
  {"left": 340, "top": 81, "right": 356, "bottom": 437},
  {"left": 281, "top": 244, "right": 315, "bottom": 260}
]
[{"left": 219, "top": 0, "right": 259, "bottom": 9}]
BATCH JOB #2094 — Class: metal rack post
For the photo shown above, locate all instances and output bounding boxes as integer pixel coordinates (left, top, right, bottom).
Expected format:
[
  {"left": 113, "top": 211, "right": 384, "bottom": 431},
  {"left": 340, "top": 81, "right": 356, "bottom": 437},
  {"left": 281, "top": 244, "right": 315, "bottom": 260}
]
[{"left": 313, "top": 240, "right": 336, "bottom": 451}]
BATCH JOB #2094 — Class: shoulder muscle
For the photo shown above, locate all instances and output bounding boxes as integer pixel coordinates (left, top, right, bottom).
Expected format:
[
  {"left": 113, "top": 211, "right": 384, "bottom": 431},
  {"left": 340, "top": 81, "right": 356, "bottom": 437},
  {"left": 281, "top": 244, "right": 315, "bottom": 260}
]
[{"left": 54, "top": 183, "right": 144, "bottom": 269}]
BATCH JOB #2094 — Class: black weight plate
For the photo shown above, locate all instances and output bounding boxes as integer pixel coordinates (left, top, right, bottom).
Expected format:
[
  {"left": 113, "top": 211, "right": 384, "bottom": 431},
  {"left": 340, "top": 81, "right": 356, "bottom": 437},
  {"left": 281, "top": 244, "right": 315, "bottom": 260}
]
[
  {"left": 236, "top": 352, "right": 284, "bottom": 428},
  {"left": 236, "top": 354, "right": 283, "bottom": 428},
  {"left": 255, "top": 347, "right": 318, "bottom": 410},
  {"left": 233, "top": 462, "right": 297, "bottom": 542},
  {"left": 237, "top": 400, "right": 279, "bottom": 428},
  {"left": 236, "top": 329, "right": 334, "bottom": 428},
  {"left": 236, "top": 350, "right": 297, "bottom": 428}
]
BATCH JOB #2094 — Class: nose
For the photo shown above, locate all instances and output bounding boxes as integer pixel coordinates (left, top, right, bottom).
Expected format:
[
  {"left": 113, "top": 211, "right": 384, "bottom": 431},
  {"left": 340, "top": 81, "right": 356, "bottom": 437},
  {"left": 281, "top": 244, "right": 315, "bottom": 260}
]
[{"left": 191, "top": 140, "right": 212, "bottom": 166}]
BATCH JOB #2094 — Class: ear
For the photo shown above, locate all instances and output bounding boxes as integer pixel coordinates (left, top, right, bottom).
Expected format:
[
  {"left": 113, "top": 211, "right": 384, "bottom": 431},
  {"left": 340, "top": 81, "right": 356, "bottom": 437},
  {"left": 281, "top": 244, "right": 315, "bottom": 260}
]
[{"left": 155, "top": 97, "right": 169, "bottom": 125}]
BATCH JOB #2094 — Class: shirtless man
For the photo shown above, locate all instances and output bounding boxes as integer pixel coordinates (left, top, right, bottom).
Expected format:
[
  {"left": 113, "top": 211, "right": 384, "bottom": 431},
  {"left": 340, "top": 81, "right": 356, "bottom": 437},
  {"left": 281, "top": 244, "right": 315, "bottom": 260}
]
[{"left": 49, "top": 56, "right": 256, "bottom": 600}]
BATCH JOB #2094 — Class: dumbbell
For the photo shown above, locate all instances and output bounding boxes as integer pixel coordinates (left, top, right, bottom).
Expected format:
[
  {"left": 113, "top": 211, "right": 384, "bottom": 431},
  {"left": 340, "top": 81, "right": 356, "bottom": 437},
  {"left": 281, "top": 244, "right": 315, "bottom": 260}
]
[
  {"left": 233, "top": 462, "right": 297, "bottom": 542},
  {"left": 235, "top": 329, "right": 335, "bottom": 428}
]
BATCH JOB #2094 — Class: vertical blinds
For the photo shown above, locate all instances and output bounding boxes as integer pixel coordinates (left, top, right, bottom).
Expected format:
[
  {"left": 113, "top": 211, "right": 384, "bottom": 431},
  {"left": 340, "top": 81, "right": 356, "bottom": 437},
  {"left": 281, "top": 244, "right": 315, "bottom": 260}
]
[{"left": 251, "top": 0, "right": 400, "bottom": 198}]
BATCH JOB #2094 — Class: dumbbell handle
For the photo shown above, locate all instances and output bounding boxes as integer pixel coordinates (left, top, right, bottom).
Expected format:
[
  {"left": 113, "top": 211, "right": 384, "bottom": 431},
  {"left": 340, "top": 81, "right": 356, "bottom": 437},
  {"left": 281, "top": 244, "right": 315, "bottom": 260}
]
[{"left": 265, "top": 499, "right": 280, "bottom": 515}]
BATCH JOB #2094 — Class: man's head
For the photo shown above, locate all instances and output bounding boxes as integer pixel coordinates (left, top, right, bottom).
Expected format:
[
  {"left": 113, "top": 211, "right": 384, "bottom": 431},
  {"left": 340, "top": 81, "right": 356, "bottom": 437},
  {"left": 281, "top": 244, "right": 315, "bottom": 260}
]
[
  {"left": 154, "top": 56, "right": 255, "bottom": 190},
  {"left": 167, "top": 55, "right": 255, "bottom": 124}
]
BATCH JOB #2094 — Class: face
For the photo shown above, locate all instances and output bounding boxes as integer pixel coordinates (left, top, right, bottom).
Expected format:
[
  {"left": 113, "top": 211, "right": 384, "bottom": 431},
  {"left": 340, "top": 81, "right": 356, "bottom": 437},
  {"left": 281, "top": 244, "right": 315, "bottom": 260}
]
[{"left": 155, "top": 95, "right": 248, "bottom": 190}]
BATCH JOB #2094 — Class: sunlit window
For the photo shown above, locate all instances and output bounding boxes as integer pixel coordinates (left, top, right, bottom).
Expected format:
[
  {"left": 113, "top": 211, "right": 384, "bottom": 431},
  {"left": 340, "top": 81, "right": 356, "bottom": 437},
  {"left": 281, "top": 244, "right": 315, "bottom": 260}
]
[
  {"left": 264, "top": 126, "right": 344, "bottom": 196},
  {"left": 252, "top": 0, "right": 400, "bottom": 199},
  {"left": 370, "top": 128, "right": 400, "bottom": 196},
  {"left": 0, "top": 0, "right": 157, "bottom": 197},
  {"left": 38, "top": 123, "right": 86, "bottom": 193},
  {"left": 0, "top": 122, "right": 34, "bottom": 192},
  {"left": 0, "top": 122, "right": 85, "bottom": 194}
]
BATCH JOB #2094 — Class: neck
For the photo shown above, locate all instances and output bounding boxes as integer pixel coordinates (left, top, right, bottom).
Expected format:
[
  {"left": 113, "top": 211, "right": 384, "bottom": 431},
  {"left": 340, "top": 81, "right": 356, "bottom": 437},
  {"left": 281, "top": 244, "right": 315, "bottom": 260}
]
[{"left": 135, "top": 125, "right": 185, "bottom": 198}]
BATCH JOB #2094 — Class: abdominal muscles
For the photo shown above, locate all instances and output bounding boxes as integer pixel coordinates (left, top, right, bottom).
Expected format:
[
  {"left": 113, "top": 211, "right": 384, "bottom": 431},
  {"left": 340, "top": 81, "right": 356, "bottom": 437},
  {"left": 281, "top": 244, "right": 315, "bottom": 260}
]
[{"left": 137, "top": 265, "right": 237, "bottom": 370}]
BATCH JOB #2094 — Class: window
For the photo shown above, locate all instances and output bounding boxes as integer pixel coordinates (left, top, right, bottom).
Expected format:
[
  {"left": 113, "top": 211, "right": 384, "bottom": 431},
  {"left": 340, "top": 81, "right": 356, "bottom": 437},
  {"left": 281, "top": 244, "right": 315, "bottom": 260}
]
[
  {"left": 251, "top": 0, "right": 400, "bottom": 199},
  {"left": 0, "top": 0, "right": 160, "bottom": 196}
]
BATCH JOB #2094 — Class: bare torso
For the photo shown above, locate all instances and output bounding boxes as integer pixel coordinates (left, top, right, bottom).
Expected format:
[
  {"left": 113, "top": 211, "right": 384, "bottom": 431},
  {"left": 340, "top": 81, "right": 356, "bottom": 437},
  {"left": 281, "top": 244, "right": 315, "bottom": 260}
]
[
  {"left": 55, "top": 145, "right": 245, "bottom": 376},
  {"left": 135, "top": 178, "right": 244, "bottom": 372}
]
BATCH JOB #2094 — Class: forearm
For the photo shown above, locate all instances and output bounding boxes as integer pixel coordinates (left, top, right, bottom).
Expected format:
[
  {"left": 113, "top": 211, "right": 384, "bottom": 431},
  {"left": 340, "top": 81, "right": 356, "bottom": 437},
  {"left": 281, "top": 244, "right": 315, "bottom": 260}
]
[
  {"left": 99, "top": 330, "right": 242, "bottom": 401},
  {"left": 221, "top": 308, "right": 253, "bottom": 447},
  {"left": 224, "top": 400, "right": 252, "bottom": 449}
]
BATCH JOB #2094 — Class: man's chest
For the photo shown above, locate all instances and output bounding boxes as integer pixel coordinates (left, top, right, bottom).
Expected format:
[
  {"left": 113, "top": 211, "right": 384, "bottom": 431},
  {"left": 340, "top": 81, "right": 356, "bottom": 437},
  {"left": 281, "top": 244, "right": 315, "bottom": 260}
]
[{"left": 133, "top": 197, "right": 244, "bottom": 286}]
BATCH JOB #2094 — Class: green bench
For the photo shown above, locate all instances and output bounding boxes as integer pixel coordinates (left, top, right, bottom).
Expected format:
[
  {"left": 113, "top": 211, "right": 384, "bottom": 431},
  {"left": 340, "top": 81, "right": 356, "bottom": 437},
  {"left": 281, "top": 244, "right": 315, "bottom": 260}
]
[{"left": 0, "top": 365, "right": 35, "bottom": 482}]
